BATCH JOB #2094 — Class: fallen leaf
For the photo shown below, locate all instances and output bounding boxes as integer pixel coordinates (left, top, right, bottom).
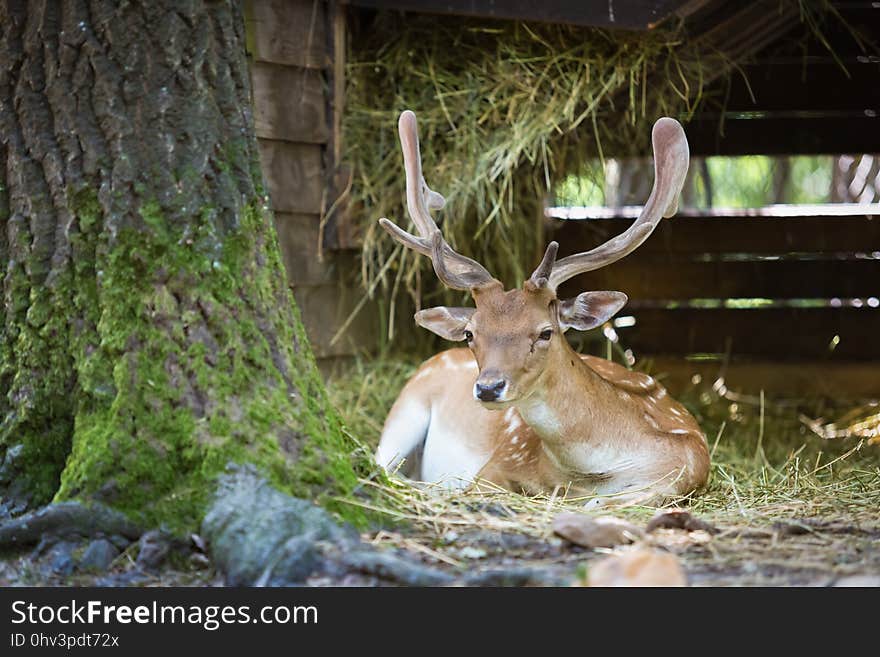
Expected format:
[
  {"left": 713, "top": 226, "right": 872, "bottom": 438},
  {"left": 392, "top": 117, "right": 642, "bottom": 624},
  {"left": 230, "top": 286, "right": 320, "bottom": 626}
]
[
  {"left": 587, "top": 549, "right": 686, "bottom": 587},
  {"left": 646, "top": 509, "right": 717, "bottom": 534},
  {"left": 553, "top": 513, "right": 643, "bottom": 548}
]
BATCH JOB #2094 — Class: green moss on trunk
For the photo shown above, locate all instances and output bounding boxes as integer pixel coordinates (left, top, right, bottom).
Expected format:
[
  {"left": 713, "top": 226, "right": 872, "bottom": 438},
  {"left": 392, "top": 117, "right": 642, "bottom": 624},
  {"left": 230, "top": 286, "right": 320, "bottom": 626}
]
[{"left": 49, "top": 192, "right": 370, "bottom": 534}]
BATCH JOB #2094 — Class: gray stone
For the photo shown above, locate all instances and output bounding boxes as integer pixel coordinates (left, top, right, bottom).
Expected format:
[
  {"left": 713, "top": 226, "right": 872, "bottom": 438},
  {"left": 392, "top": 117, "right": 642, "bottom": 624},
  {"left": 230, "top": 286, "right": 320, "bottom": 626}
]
[
  {"left": 45, "top": 541, "right": 77, "bottom": 576},
  {"left": 136, "top": 530, "right": 171, "bottom": 570},
  {"left": 79, "top": 539, "right": 120, "bottom": 572}
]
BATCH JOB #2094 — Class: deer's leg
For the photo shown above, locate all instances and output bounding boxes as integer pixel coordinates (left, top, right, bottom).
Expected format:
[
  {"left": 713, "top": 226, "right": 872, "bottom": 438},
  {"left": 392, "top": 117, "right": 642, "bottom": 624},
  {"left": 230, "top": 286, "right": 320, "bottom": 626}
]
[{"left": 376, "top": 397, "right": 431, "bottom": 478}]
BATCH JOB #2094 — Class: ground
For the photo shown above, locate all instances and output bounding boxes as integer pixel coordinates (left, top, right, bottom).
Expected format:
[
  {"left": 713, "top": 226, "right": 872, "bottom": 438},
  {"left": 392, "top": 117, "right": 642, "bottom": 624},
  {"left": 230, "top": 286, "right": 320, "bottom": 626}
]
[{"left": 1, "top": 354, "right": 877, "bottom": 587}]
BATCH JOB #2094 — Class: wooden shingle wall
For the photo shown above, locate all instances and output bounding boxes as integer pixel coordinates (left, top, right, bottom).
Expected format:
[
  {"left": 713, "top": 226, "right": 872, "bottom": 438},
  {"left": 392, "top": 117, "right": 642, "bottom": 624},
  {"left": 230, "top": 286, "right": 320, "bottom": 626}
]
[{"left": 245, "top": 0, "right": 375, "bottom": 373}]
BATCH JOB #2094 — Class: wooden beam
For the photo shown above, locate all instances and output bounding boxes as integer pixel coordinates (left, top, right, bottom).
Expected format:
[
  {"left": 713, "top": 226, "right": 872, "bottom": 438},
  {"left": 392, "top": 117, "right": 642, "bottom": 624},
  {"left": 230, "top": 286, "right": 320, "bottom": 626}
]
[
  {"left": 274, "top": 212, "right": 340, "bottom": 286},
  {"left": 292, "top": 283, "right": 378, "bottom": 358},
  {"left": 549, "top": 213, "right": 880, "bottom": 256},
  {"left": 247, "top": 0, "right": 328, "bottom": 68},
  {"left": 683, "top": 115, "right": 880, "bottom": 156},
  {"left": 716, "top": 58, "right": 880, "bottom": 114},
  {"left": 346, "top": 0, "right": 690, "bottom": 30},
  {"left": 557, "top": 258, "right": 880, "bottom": 301},
  {"left": 614, "top": 307, "right": 880, "bottom": 360},
  {"left": 252, "top": 62, "right": 328, "bottom": 143},
  {"left": 257, "top": 140, "right": 324, "bottom": 214},
  {"left": 642, "top": 357, "right": 880, "bottom": 398}
]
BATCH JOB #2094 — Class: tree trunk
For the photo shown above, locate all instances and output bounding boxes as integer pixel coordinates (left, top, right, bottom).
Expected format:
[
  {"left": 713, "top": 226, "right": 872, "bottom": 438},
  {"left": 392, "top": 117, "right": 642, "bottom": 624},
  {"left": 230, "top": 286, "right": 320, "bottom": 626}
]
[{"left": 0, "top": 0, "right": 367, "bottom": 532}]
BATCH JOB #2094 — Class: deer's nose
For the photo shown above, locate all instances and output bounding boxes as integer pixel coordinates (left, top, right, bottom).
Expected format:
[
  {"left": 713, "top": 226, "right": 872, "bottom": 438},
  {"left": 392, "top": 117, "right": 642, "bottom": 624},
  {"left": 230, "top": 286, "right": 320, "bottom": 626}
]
[{"left": 474, "top": 378, "right": 507, "bottom": 402}]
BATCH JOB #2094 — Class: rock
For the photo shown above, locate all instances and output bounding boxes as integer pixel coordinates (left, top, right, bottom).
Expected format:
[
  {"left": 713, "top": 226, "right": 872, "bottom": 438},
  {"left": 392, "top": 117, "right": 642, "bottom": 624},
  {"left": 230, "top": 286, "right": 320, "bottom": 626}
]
[
  {"left": 80, "top": 539, "right": 120, "bottom": 572},
  {"left": 45, "top": 541, "right": 77, "bottom": 577},
  {"left": 645, "top": 509, "right": 717, "bottom": 534},
  {"left": 458, "top": 546, "right": 487, "bottom": 560},
  {"left": 586, "top": 549, "right": 687, "bottom": 587},
  {"left": 136, "top": 530, "right": 172, "bottom": 570},
  {"left": 832, "top": 575, "right": 880, "bottom": 587},
  {"left": 553, "top": 513, "right": 643, "bottom": 548},
  {"left": 0, "top": 501, "right": 141, "bottom": 549}
]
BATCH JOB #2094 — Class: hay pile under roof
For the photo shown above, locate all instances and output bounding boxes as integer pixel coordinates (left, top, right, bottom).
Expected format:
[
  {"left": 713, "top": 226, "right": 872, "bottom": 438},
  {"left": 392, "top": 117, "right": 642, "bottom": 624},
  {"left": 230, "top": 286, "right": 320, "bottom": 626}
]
[{"left": 342, "top": 5, "right": 840, "bottom": 340}]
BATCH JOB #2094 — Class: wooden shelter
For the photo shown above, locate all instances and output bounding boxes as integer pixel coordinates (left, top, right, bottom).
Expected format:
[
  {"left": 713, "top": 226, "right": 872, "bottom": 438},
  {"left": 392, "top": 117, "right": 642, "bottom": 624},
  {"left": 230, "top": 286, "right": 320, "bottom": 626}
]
[{"left": 246, "top": 0, "right": 879, "bottom": 395}]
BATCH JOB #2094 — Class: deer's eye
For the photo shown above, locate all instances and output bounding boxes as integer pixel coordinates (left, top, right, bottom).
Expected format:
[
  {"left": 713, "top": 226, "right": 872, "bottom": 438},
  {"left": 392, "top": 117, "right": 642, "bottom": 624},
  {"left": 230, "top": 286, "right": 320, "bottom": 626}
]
[
  {"left": 538, "top": 328, "right": 553, "bottom": 341},
  {"left": 464, "top": 330, "right": 474, "bottom": 342}
]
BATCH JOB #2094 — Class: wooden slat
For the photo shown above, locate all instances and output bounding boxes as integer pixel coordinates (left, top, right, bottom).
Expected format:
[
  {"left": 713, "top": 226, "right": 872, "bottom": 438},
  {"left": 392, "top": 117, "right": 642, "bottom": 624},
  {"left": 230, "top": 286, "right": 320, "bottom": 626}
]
[
  {"left": 549, "top": 214, "right": 880, "bottom": 256},
  {"left": 293, "top": 283, "right": 378, "bottom": 358},
  {"left": 558, "top": 258, "right": 880, "bottom": 300},
  {"left": 274, "top": 212, "right": 339, "bottom": 286},
  {"left": 346, "top": 0, "right": 690, "bottom": 30},
  {"left": 718, "top": 58, "right": 880, "bottom": 114},
  {"left": 247, "top": 0, "right": 327, "bottom": 68},
  {"left": 684, "top": 116, "right": 880, "bottom": 156},
  {"left": 616, "top": 308, "right": 880, "bottom": 360},
  {"left": 644, "top": 358, "right": 880, "bottom": 398},
  {"left": 257, "top": 140, "right": 323, "bottom": 214},
  {"left": 252, "top": 63, "right": 328, "bottom": 144}
]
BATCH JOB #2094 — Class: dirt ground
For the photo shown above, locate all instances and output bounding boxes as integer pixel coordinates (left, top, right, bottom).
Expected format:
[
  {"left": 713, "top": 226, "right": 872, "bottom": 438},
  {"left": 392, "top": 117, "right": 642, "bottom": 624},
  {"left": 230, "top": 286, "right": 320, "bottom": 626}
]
[{"left": 2, "top": 506, "right": 877, "bottom": 587}]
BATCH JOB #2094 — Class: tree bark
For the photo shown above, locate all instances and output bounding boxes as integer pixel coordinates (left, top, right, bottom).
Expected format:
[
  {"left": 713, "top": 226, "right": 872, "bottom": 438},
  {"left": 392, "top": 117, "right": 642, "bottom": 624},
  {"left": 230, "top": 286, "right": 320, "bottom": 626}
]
[{"left": 0, "top": 0, "right": 367, "bottom": 531}]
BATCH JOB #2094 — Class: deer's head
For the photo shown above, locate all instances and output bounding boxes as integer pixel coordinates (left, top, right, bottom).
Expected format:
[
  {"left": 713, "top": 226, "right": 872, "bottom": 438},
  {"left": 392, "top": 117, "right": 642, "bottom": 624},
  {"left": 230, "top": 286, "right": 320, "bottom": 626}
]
[{"left": 380, "top": 111, "right": 689, "bottom": 407}]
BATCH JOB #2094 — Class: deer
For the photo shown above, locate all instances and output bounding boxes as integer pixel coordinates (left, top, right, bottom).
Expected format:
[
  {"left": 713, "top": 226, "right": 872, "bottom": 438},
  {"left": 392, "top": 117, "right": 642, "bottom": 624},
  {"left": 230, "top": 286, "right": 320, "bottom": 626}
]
[{"left": 374, "top": 110, "right": 709, "bottom": 507}]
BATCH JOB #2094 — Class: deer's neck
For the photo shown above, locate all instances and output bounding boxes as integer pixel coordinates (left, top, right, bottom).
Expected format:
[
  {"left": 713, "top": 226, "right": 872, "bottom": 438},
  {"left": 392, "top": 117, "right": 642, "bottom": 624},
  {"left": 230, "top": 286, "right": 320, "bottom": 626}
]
[{"left": 514, "top": 342, "right": 618, "bottom": 446}]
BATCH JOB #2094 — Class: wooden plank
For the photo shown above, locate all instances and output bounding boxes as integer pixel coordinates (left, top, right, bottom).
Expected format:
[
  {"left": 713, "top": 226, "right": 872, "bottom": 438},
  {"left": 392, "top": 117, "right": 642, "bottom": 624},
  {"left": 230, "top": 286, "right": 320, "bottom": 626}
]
[
  {"left": 252, "top": 62, "right": 328, "bottom": 144},
  {"left": 683, "top": 116, "right": 880, "bottom": 156},
  {"left": 346, "top": 0, "right": 690, "bottom": 30},
  {"left": 247, "top": 0, "right": 327, "bottom": 68},
  {"left": 293, "top": 283, "right": 378, "bottom": 358},
  {"left": 549, "top": 214, "right": 880, "bottom": 256},
  {"left": 257, "top": 139, "right": 323, "bottom": 214},
  {"left": 557, "top": 258, "right": 880, "bottom": 300},
  {"left": 614, "top": 307, "right": 880, "bottom": 360},
  {"left": 717, "top": 58, "right": 880, "bottom": 114},
  {"left": 274, "top": 212, "right": 338, "bottom": 286},
  {"left": 642, "top": 358, "right": 880, "bottom": 398}
]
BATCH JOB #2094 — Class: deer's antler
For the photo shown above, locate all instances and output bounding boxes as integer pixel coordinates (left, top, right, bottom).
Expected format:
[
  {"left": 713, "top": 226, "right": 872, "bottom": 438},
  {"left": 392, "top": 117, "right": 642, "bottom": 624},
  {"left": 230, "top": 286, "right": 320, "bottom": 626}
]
[
  {"left": 378, "top": 110, "right": 497, "bottom": 291},
  {"left": 532, "top": 117, "right": 689, "bottom": 291}
]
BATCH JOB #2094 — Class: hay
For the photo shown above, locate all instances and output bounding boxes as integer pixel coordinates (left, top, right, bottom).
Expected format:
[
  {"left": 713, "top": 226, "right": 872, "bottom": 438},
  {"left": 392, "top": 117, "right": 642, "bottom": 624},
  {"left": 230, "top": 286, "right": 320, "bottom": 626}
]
[
  {"left": 342, "top": 4, "right": 850, "bottom": 344},
  {"left": 344, "top": 13, "right": 724, "bottom": 339},
  {"left": 328, "top": 354, "right": 880, "bottom": 543}
]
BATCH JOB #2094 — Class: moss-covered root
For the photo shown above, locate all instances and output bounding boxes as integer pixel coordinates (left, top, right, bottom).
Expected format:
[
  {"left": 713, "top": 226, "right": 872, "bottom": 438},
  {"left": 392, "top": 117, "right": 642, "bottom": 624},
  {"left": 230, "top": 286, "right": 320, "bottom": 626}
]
[{"left": 52, "top": 197, "right": 372, "bottom": 534}]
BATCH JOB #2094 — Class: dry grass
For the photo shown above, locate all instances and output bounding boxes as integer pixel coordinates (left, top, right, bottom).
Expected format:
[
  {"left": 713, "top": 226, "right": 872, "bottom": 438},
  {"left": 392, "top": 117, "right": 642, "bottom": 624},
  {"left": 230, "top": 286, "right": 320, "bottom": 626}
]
[
  {"left": 328, "top": 351, "right": 880, "bottom": 583},
  {"left": 344, "top": 13, "right": 724, "bottom": 340},
  {"left": 342, "top": 4, "right": 845, "bottom": 344}
]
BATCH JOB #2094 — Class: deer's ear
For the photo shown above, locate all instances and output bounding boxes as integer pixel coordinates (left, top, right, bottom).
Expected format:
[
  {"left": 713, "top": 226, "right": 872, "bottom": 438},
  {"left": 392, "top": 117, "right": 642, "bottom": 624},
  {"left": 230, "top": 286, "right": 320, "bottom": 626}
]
[
  {"left": 415, "top": 307, "right": 475, "bottom": 341},
  {"left": 558, "top": 291, "right": 628, "bottom": 332}
]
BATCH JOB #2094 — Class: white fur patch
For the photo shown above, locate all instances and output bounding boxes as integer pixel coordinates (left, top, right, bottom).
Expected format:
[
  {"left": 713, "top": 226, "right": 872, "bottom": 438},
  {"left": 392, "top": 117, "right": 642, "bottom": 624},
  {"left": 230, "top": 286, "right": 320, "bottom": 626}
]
[
  {"left": 376, "top": 401, "right": 429, "bottom": 472},
  {"left": 420, "top": 419, "right": 488, "bottom": 489},
  {"left": 412, "top": 366, "right": 434, "bottom": 382},
  {"left": 518, "top": 399, "right": 562, "bottom": 436}
]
